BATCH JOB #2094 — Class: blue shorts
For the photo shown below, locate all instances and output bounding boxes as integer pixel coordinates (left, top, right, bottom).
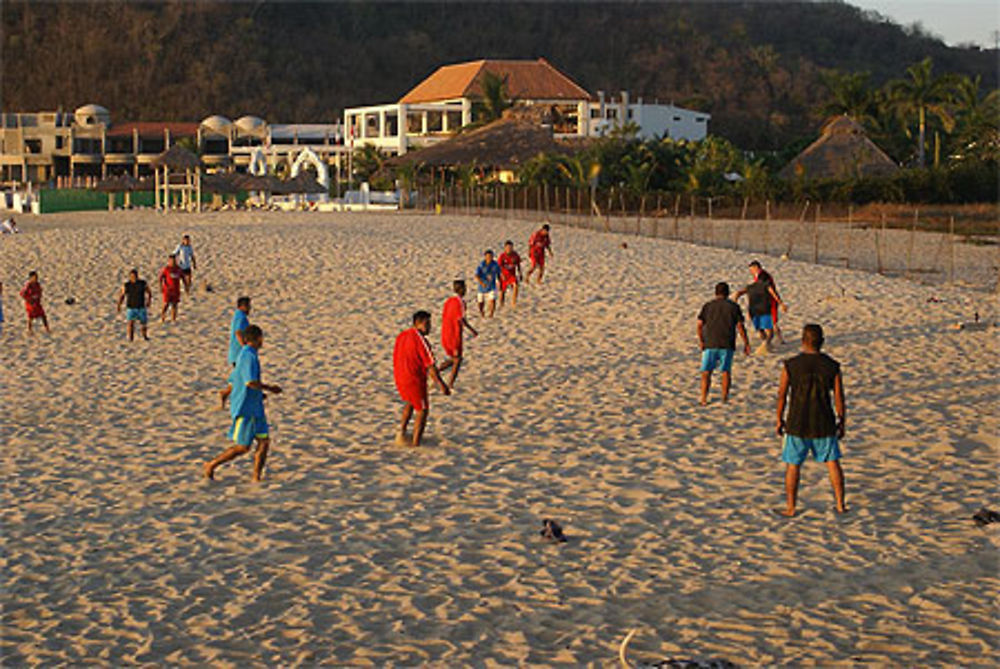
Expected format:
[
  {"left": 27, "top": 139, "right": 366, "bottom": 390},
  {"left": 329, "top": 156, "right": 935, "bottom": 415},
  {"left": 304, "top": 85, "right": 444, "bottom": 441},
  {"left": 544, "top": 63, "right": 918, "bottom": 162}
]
[
  {"left": 700, "top": 348, "right": 734, "bottom": 373},
  {"left": 752, "top": 314, "right": 774, "bottom": 331},
  {"left": 126, "top": 307, "right": 148, "bottom": 324},
  {"left": 228, "top": 415, "right": 269, "bottom": 447},
  {"left": 782, "top": 435, "right": 841, "bottom": 465}
]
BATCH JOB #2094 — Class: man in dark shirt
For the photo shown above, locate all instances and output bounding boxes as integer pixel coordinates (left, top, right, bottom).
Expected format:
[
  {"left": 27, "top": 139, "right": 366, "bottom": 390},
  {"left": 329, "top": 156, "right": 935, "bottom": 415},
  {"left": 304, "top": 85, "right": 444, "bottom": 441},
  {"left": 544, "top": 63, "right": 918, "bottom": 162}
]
[
  {"left": 697, "top": 282, "right": 750, "bottom": 405},
  {"left": 116, "top": 268, "right": 152, "bottom": 341},
  {"left": 735, "top": 260, "right": 786, "bottom": 354},
  {"left": 775, "top": 323, "right": 847, "bottom": 516}
]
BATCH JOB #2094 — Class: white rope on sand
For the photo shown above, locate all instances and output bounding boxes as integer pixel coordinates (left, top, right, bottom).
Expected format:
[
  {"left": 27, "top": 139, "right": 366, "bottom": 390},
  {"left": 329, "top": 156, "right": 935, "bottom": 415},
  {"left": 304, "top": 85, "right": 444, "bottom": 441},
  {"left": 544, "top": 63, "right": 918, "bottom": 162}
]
[{"left": 619, "top": 628, "right": 638, "bottom": 668}]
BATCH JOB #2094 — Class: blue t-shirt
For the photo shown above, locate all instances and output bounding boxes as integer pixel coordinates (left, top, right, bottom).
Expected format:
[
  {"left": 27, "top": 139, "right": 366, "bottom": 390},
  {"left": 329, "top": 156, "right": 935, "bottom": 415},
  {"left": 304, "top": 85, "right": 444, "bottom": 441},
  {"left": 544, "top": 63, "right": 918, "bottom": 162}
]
[
  {"left": 476, "top": 260, "right": 501, "bottom": 293},
  {"left": 228, "top": 309, "right": 250, "bottom": 365},
  {"left": 229, "top": 345, "right": 265, "bottom": 420}
]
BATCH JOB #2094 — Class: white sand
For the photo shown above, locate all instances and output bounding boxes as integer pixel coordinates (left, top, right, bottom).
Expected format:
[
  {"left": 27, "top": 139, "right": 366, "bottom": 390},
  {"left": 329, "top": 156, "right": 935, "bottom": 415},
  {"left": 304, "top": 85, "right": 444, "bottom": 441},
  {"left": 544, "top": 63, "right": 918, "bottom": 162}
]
[{"left": 1, "top": 210, "right": 998, "bottom": 665}]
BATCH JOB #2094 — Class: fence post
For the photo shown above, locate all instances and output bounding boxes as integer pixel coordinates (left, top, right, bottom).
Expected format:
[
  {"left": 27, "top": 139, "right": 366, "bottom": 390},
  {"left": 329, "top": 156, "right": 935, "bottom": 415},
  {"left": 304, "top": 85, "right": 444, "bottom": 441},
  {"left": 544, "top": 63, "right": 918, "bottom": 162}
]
[
  {"left": 907, "top": 208, "right": 918, "bottom": 278},
  {"left": 812, "top": 203, "right": 820, "bottom": 264},
  {"left": 707, "top": 196, "right": 713, "bottom": 220},
  {"left": 949, "top": 215, "right": 956, "bottom": 283},
  {"left": 875, "top": 212, "right": 885, "bottom": 274},
  {"left": 653, "top": 193, "right": 661, "bottom": 238},
  {"left": 673, "top": 194, "right": 681, "bottom": 240},
  {"left": 845, "top": 205, "right": 853, "bottom": 269},
  {"left": 764, "top": 199, "right": 770, "bottom": 255}
]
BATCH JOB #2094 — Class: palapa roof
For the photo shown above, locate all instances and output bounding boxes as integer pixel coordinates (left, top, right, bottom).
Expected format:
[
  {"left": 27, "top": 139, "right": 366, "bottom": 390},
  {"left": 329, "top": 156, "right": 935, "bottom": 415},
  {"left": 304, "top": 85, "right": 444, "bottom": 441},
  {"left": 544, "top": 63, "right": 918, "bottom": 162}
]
[
  {"left": 386, "top": 107, "right": 573, "bottom": 169},
  {"left": 153, "top": 145, "right": 202, "bottom": 169},
  {"left": 399, "top": 58, "right": 592, "bottom": 104},
  {"left": 779, "top": 115, "right": 898, "bottom": 180}
]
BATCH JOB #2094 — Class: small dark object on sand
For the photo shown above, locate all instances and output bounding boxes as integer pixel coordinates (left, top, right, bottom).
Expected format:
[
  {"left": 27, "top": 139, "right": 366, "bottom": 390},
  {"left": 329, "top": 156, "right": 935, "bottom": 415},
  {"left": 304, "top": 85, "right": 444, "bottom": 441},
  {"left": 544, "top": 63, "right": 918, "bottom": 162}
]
[
  {"left": 64, "top": 297, "right": 76, "bottom": 305},
  {"left": 653, "top": 661, "right": 739, "bottom": 669},
  {"left": 204, "top": 283, "right": 214, "bottom": 293},
  {"left": 621, "top": 242, "right": 629, "bottom": 249},
  {"left": 972, "top": 507, "right": 1000, "bottom": 526},
  {"left": 540, "top": 519, "right": 567, "bottom": 542}
]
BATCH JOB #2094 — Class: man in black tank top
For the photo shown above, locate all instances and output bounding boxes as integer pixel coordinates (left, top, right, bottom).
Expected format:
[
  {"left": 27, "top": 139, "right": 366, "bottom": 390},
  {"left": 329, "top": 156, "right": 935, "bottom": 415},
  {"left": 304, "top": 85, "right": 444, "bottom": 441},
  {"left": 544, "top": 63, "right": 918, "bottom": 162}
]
[{"left": 775, "top": 324, "right": 847, "bottom": 516}]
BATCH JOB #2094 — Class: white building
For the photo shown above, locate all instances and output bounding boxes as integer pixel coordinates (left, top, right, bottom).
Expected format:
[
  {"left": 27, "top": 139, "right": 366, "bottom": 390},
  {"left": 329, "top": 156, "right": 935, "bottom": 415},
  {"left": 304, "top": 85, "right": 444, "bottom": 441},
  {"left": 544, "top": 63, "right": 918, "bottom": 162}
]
[{"left": 343, "top": 58, "right": 710, "bottom": 156}]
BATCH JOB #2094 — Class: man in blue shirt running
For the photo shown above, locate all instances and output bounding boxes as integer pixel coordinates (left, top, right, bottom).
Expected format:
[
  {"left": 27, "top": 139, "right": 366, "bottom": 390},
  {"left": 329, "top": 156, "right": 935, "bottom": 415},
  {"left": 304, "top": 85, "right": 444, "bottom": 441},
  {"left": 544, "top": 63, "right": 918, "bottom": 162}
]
[
  {"left": 204, "top": 324, "right": 282, "bottom": 482},
  {"left": 219, "top": 296, "right": 252, "bottom": 408},
  {"left": 475, "top": 249, "right": 502, "bottom": 318}
]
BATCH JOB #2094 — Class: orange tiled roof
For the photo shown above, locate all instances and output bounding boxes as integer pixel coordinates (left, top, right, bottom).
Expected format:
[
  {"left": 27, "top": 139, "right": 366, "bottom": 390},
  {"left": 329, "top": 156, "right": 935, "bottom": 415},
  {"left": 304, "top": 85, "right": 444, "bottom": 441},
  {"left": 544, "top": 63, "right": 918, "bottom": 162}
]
[
  {"left": 399, "top": 58, "right": 592, "bottom": 104},
  {"left": 106, "top": 121, "right": 199, "bottom": 138}
]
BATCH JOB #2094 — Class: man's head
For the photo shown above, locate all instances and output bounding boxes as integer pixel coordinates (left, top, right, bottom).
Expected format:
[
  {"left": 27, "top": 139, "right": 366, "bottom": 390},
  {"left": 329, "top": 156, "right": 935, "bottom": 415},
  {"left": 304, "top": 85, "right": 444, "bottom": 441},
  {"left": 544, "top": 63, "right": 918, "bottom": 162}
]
[
  {"left": 802, "top": 323, "right": 824, "bottom": 351},
  {"left": 28, "top": 270, "right": 38, "bottom": 282},
  {"left": 129, "top": 269, "right": 138, "bottom": 281},
  {"left": 504, "top": 240, "right": 513, "bottom": 252},
  {"left": 182, "top": 234, "right": 191, "bottom": 245},
  {"left": 453, "top": 279, "right": 466, "bottom": 297},
  {"left": 542, "top": 223, "right": 550, "bottom": 232},
  {"left": 748, "top": 260, "right": 762, "bottom": 279},
  {"left": 237, "top": 296, "right": 252, "bottom": 313},
  {"left": 168, "top": 253, "right": 178, "bottom": 267},
  {"left": 413, "top": 310, "right": 432, "bottom": 334},
  {"left": 715, "top": 281, "right": 730, "bottom": 298},
  {"left": 484, "top": 249, "right": 494, "bottom": 262},
  {"left": 243, "top": 324, "right": 264, "bottom": 348}
]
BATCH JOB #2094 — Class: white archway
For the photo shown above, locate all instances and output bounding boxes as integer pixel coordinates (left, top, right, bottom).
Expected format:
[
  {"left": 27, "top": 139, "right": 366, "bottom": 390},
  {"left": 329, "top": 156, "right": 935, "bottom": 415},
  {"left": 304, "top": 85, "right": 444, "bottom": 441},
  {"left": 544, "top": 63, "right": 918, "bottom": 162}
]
[
  {"left": 290, "top": 147, "right": 330, "bottom": 189},
  {"left": 248, "top": 147, "right": 268, "bottom": 176}
]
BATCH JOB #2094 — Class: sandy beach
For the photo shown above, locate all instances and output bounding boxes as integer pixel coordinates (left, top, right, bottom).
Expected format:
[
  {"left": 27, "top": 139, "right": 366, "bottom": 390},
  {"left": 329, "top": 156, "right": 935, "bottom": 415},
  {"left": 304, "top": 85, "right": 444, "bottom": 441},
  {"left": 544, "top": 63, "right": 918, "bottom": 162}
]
[{"left": 1, "top": 209, "right": 997, "bottom": 665}]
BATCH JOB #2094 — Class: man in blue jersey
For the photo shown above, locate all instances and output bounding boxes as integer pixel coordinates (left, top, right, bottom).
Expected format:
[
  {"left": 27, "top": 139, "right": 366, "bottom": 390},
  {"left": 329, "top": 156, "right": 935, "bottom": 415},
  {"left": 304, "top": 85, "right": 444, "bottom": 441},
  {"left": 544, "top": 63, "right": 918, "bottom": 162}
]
[
  {"left": 475, "top": 249, "right": 502, "bottom": 318},
  {"left": 204, "top": 325, "right": 282, "bottom": 481},
  {"left": 219, "top": 296, "right": 252, "bottom": 408}
]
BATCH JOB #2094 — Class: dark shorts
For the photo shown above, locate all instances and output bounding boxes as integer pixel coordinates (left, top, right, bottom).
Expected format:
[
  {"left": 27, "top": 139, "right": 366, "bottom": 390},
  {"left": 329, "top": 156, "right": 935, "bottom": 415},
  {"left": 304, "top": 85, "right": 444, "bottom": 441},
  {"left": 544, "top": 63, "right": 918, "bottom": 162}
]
[{"left": 181, "top": 268, "right": 192, "bottom": 277}]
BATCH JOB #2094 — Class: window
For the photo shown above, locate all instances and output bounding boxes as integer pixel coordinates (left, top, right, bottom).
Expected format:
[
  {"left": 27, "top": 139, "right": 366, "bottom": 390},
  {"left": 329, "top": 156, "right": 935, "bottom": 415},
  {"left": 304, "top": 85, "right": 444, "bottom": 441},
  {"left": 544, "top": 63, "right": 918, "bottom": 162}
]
[
  {"left": 25, "top": 139, "right": 42, "bottom": 154},
  {"left": 56, "top": 137, "right": 64, "bottom": 149},
  {"left": 590, "top": 109, "right": 602, "bottom": 119},
  {"left": 627, "top": 110, "right": 633, "bottom": 119},
  {"left": 673, "top": 116, "right": 681, "bottom": 122},
  {"left": 696, "top": 117, "right": 707, "bottom": 123}
]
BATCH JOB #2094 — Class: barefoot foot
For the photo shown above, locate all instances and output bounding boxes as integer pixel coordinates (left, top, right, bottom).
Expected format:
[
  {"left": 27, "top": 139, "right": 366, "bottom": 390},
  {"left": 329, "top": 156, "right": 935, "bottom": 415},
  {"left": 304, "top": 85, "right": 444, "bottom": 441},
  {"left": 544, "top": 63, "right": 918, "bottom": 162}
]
[
  {"left": 394, "top": 431, "right": 409, "bottom": 447},
  {"left": 203, "top": 462, "right": 215, "bottom": 480}
]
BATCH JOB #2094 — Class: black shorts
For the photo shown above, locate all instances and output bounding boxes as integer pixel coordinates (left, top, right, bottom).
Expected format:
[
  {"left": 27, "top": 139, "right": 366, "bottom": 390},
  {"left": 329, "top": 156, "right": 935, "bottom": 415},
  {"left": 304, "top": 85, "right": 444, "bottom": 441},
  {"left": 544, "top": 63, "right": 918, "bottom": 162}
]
[{"left": 181, "top": 268, "right": 192, "bottom": 276}]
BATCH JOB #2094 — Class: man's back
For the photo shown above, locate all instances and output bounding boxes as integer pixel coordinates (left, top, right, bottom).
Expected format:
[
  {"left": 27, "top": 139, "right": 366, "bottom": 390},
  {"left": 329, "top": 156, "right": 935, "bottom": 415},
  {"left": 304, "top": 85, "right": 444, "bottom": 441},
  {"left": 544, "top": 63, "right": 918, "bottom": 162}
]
[
  {"left": 784, "top": 352, "right": 840, "bottom": 438},
  {"left": 698, "top": 298, "right": 744, "bottom": 350}
]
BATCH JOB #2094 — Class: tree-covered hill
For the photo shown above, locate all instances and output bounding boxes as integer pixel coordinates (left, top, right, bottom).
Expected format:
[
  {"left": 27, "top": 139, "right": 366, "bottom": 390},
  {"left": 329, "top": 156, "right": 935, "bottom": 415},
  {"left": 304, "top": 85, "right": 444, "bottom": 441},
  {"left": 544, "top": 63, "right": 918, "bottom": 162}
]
[{"left": 2, "top": 1, "right": 995, "bottom": 149}]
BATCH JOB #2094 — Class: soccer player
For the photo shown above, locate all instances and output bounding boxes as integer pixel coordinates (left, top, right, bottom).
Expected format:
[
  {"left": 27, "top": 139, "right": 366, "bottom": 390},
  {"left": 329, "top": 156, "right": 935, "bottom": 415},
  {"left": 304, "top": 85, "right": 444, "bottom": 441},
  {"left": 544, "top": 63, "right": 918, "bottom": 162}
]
[
  {"left": 173, "top": 234, "right": 197, "bottom": 294},
  {"left": 697, "top": 282, "right": 751, "bottom": 405},
  {"left": 497, "top": 240, "right": 523, "bottom": 308},
  {"left": 116, "top": 269, "right": 152, "bottom": 341},
  {"left": 0, "top": 280, "right": 5, "bottom": 336},
  {"left": 204, "top": 324, "right": 281, "bottom": 482},
  {"left": 19, "top": 271, "right": 50, "bottom": 334},
  {"left": 734, "top": 260, "right": 785, "bottom": 354},
  {"left": 439, "top": 280, "right": 479, "bottom": 389},
  {"left": 525, "top": 223, "right": 553, "bottom": 284},
  {"left": 394, "top": 311, "right": 451, "bottom": 447},
  {"left": 158, "top": 254, "right": 184, "bottom": 322},
  {"left": 219, "top": 297, "right": 252, "bottom": 408},
  {"left": 475, "top": 249, "right": 502, "bottom": 318},
  {"left": 749, "top": 260, "right": 787, "bottom": 344},
  {"left": 776, "top": 324, "right": 847, "bottom": 516}
]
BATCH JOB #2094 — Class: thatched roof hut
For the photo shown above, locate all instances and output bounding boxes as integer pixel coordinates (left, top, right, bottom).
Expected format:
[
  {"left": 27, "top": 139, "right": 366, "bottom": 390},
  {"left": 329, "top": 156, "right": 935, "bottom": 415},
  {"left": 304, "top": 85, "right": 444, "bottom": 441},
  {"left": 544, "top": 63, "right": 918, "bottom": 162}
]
[
  {"left": 201, "top": 173, "right": 242, "bottom": 194},
  {"left": 779, "top": 116, "right": 898, "bottom": 180},
  {"left": 95, "top": 173, "right": 140, "bottom": 192},
  {"left": 282, "top": 172, "right": 328, "bottom": 194},
  {"left": 153, "top": 145, "right": 202, "bottom": 170},
  {"left": 387, "top": 107, "right": 573, "bottom": 170}
]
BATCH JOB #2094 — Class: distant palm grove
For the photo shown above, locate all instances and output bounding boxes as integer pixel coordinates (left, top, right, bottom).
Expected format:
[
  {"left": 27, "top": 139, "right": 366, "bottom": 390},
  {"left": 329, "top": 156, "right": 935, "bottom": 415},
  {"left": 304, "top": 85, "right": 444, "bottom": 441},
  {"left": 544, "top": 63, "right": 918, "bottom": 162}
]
[{"left": 4, "top": 1, "right": 996, "bottom": 202}]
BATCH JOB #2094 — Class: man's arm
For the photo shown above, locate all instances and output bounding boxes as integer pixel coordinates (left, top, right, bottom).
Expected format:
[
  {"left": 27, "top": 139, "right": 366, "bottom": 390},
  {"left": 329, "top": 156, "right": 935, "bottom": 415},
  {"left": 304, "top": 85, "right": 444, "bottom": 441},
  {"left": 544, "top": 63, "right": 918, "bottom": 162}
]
[
  {"left": 834, "top": 371, "right": 846, "bottom": 438},
  {"left": 236, "top": 329, "right": 247, "bottom": 346},
  {"left": 428, "top": 363, "right": 451, "bottom": 395},
  {"left": 768, "top": 285, "right": 787, "bottom": 311},
  {"left": 145, "top": 285, "right": 152, "bottom": 307},
  {"left": 116, "top": 285, "right": 125, "bottom": 311},
  {"left": 191, "top": 252, "right": 197, "bottom": 270},
  {"left": 776, "top": 365, "right": 790, "bottom": 436},
  {"left": 733, "top": 288, "right": 747, "bottom": 301},
  {"left": 697, "top": 319, "right": 705, "bottom": 350},
  {"left": 737, "top": 321, "right": 751, "bottom": 355},
  {"left": 461, "top": 317, "right": 478, "bottom": 338},
  {"left": 247, "top": 380, "right": 282, "bottom": 394}
]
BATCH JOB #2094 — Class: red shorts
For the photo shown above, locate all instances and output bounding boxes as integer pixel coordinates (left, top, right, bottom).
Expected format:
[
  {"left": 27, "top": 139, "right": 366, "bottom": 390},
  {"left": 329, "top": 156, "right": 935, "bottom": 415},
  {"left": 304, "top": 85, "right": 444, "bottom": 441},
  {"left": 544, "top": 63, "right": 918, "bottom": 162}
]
[
  {"left": 25, "top": 303, "right": 45, "bottom": 319},
  {"left": 442, "top": 342, "right": 462, "bottom": 359},
  {"left": 399, "top": 382, "right": 429, "bottom": 412},
  {"left": 530, "top": 249, "right": 545, "bottom": 267},
  {"left": 501, "top": 274, "right": 518, "bottom": 291},
  {"left": 163, "top": 289, "right": 180, "bottom": 304}
]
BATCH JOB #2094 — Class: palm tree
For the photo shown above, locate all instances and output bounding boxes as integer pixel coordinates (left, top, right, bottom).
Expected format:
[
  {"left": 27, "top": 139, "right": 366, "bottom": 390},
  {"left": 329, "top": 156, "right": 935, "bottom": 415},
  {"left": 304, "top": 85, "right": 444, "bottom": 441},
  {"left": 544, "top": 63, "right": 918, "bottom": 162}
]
[
  {"left": 622, "top": 148, "right": 657, "bottom": 229},
  {"left": 886, "top": 58, "right": 959, "bottom": 167},
  {"left": 819, "top": 70, "right": 876, "bottom": 125},
  {"left": 472, "top": 71, "right": 513, "bottom": 125},
  {"left": 950, "top": 75, "right": 1000, "bottom": 161},
  {"left": 556, "top": 154, "right": 601, "bottom": 216}
]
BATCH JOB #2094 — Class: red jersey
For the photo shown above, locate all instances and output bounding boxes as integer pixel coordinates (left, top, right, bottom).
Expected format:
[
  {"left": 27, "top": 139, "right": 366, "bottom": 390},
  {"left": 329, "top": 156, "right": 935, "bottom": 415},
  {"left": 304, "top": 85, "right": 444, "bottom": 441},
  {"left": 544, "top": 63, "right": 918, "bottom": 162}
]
[
  {"left": 20, "top": 281, "right": 44, "bottom": 319},
  {"left": 498, "top": 251, "right": 521, "bottom": 280},
  {"left": 160, "top": 265, "right": 183, "bottom": 295},
  {"left": 529, "top": 230, "right": 550, "bottom": 253},
  {"left": 393, "top": 327, "right": 436, "bottom": 410},
  {"left": 441, "top": 296, "right": 466, "bottom": 358}
]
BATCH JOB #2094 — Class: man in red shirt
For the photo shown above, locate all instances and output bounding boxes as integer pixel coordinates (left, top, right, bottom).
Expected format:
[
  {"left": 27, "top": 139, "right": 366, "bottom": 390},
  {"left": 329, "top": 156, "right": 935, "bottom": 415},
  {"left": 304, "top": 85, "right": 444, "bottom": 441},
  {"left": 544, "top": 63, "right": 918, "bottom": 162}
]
[
  {"left": 526, "top": 223, "right": 553, "bottom": 284},
  {"left": 19, "top": 270, "right": 50, "bottom": 334},
  {"left": 394, "top": 311, "right": 451, "bottom": 447},
  {"left": 439, "top": 280, "right": 479, "bottom": 389},
  {"left": 159, "top": 254, "right": 184, "bottom": 322},
  {"left": 497, "top": 240, "right": 523, "bottom": 308}
]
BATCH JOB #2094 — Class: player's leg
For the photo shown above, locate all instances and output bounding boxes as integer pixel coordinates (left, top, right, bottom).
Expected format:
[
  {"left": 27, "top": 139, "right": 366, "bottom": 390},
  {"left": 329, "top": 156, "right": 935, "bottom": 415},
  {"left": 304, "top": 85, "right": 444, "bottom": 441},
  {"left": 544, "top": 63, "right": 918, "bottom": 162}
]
[
  {"left": 781, "top": 464, "right": 801, "bottom": 516},
  {"left": 826, "top": 460, "right": 846, "bottom": 513},
  {"left": 720, "top": 371, "right": 731, "bottom": 402},
  {"left": 511, "top": 282, "right": 519, "bottom": 307},
  {"left": 170, "top": 301, "right": 178, "bottom": 322},
  {"left": 396, "top": 402, "right": 413, "bottom": 445},
  {"left": 41, "top": 313, "right": 50, "bottom": 333},
  {"left": 477, "top": 294, "right": 485, "bottom": 317},
  {"left": 204, "top": 444, "right": 249, "bottom": 479},
  {"left": 160, "top": 298, "right": 169, "bottom": 322},
  {"left": 699, "top": 371, "right": 711, "bottom": 405},
  {"left": 140, "top": 320, "right": 149, "bottom": 340},
  {"left": 411, "top": 408, "right": 428, "bottom": 447},
  {"left": 127, "top": 319, "right": 135, "bottom": 341},
  {"left": 26, "top": 314, "right": 33, "bottom": 334},
  {"left": 447, "top": 356, "right": 463, "bottom": 388},
  {"left": 487, "top": 295, "right": 496, "bottom": 318},
  {"left": 252, "top": 437, "right": 270, "bottom": 482}
]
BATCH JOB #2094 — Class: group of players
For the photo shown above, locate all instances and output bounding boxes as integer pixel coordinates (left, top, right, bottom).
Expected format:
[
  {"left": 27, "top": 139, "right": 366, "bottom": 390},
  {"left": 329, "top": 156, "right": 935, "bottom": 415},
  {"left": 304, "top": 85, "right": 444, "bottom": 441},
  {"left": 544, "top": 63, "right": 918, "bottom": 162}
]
[{"left": 5, "top": 218, "right": 846, "bottom": 516}]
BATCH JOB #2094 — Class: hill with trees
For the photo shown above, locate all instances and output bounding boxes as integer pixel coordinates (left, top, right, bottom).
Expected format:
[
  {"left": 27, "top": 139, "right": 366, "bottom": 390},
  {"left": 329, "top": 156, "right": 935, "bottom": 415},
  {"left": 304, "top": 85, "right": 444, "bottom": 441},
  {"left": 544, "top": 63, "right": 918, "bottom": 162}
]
[{"left": 3, "top": 0, "right": 996, "bottom": 151}]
